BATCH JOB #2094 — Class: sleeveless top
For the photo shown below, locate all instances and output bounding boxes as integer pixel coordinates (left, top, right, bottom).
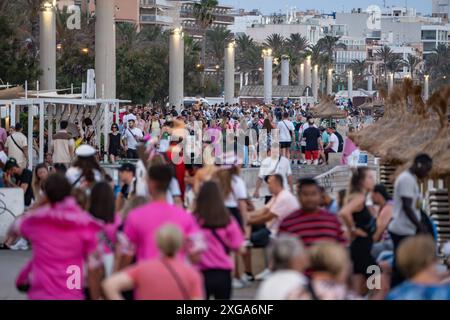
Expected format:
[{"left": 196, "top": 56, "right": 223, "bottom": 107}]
[{"left": 353, "top": 205, "right": 376, "bottom": 236}]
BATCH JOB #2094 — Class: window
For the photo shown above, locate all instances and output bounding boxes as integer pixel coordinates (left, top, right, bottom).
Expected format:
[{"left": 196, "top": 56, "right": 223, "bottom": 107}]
[
  {"left": 423, "top": 42, "right": 436, "bottom": 52},
  {"left": 422, "top": 30, "right": 436, "bottom": 40}
]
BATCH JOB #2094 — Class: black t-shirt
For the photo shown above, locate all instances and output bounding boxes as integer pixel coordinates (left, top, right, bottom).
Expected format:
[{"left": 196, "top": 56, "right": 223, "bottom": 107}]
[
  {"left": 303, "top": 127, "right": 321, "bottom": 151},
  {"left": 15, "top": 169, "right": 33, "bottom": 206}
]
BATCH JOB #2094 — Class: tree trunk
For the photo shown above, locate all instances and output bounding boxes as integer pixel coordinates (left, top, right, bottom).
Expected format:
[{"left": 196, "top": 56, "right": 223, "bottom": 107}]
[{"left": 201, "top": 30, "right": 207, "bottom": 97}]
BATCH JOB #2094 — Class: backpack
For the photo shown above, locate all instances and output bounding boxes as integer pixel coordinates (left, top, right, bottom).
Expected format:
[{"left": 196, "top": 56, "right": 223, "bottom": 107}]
[{"left": 335, "top": 131, "right": 344, "bottom": 152}]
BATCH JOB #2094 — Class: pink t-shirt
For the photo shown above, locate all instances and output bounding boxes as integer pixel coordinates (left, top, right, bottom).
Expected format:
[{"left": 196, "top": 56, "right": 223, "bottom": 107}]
[
  {"left": 124, "top": 201, "right": 202, "bottom": 262},
  {"left": 126, "top": 257, "right": 204, "bottom": 300},
  {"left": 17, "top": 197, "right": 102, "bottom": 300},
  {"left": 197, "top": 217, "right": 244, "bottom": 271},
  {"left": 266, "top": 189, "right": 300, "bottom": 236}
]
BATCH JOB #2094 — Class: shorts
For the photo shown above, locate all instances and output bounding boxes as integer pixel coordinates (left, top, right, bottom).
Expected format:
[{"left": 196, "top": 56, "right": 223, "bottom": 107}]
[
  {"left": 280, "top": 142, "right": 291, "bottom": 149},
  {"left": 290, "top": 142, "right": 300, "bottom": 151},
  {"left": 301, "top": 146, "right": 306, "bottom": 153},
  {"left": 305, "top": 150, "right": 319, "bottom": 160}
]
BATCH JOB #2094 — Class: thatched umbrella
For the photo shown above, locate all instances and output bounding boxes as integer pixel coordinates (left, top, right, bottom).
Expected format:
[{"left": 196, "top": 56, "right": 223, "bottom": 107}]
[
  {"left": 309, "top": 99, "right": 347, "bottom": 119},
  {"left": 0, "top": 86, "right": 24, "bottom": 100}
]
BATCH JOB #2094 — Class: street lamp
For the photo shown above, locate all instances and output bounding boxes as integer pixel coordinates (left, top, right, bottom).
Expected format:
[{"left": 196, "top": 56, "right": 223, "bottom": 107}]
[
  {"left": 42, "top": 1, "right": 54, "bottom": 11},
  {"left": 81, "top": 47, "right": 89, "bottom": 54},
  {"left": 56, "top": 43, "right": 62, "bottom": 50}
]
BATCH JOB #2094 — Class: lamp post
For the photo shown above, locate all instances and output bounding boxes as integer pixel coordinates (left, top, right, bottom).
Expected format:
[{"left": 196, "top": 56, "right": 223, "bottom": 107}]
[
  {"left": 224, "top": 41, "right": 235, "bottom": 105},
  {"left": 367, "top": 74, "right": 373, "bottom": 91},
  {"left": 169, "top": 27, "right": 184, "bottom": 111},
  {"left": 262, "top": 48, "right": 273, "bottom": 104},
  {"left": 424, "top": 75, "right": 429, "bottom": 101},
  {"left": 299, "top": 63, "right": 305, "bottom": 87},
  {"left": 281, "top": 55, "right": 290, "bottom": 86},
  {"left": 312, "top": 64, "right": 319, "bottom": 100},
  {"left": 348, "top": 70, "right": 353, "bottom": 101},
  {"left": 95, "top": 0, "right": 116, "bottom": 99},
  {"left": 388, "top": 72, "right": 394, "bottom": 93},
  {"left": 327, "top": 68, "right": 333, "bottom": 96},
  {"left": 305, "top": 56, "right": 312, "bottom": 87},
  {"left": 39, "top": 1, "right": 56, "bottom": 90}
]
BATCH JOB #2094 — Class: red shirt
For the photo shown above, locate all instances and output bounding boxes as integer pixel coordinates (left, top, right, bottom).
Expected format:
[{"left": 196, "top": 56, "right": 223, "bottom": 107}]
[
  {"left": 279, "top": 209, "right": 347, "bottom": 246},
  {"left": 166, "top": 145, "right": 186, "bottom": 198}
]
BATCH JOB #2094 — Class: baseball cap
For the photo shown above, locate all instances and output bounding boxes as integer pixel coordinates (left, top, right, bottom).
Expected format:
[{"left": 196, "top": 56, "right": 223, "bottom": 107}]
[
  {"left": 75, "top": 144, "right": 96, "bottom": 158},
  {"left": 118, "top": 163, "right": 136, "bottom": 174},
  {"left": 4, "top": 158, "right": 19, "bottom": 171}
]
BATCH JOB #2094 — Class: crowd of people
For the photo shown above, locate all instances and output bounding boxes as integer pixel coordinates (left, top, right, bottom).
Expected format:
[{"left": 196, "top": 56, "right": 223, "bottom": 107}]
[{"left": 0, "top": 101, "right": 449, "bottom": 300}]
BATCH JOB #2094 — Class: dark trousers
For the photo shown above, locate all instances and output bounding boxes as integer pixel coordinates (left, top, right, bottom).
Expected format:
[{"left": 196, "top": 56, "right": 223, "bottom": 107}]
[
  {"left": 202, "top": 269, "right": 232, "bottom": 300},
  {"left": 126, "top": 148, "right": 138, "bottom": 159},
  {"left": 389, "top": 232, "right": 410, "bottom": 288},
  {"left": 324, "top": 147, "right": 336, "bottom": 163}
]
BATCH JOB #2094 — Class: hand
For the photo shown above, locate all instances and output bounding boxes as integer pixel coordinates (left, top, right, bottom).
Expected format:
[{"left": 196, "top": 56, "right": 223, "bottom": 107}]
[
  {"left": 253, "top": 190, "right": 260, "bottom": 199},
  {"left": 351, "top": 228, "right": 368, "bottom": 239}
]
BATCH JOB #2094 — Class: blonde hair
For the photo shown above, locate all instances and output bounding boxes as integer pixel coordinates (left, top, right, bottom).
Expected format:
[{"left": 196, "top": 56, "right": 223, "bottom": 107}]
[
  {"left": 309, "top": 242, "right": 351, "bottom": 279},
  {"left": 397, "top": 235, "right": 437, "bottom": 279},
  {"left": 156, "top": 224, "right": 184, "bottom": 258},
  {"left": 121, "top": 196, "right": 148, "bottom": 220}
]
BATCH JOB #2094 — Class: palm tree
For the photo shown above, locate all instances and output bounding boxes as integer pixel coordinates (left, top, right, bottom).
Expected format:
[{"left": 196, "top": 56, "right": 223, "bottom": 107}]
[
  {"left": 206, "top": 27, "right": 231, "bottom": 67},
  {"left": 348, "top": 59, "right": 368, "bottom": 89},
  {"left": 264, "top": 33, "right": 286, "bottom": 58},
  {"left": 286, "top": 33, "right": 309, "bottom": 84},
  {"left": 402, "top": 54, "right": 421, "bottom": 80},
  {"left": 316, "top": 35, "right": 346, "bottom": 67},
  {"left": 236, "top": 35, "right": 262, "bottom": 85},
  {"left": 425, "top": 44, "right": 450, "bottom": 92},
  {"left": 375, "top": 45, "right": 395, "bottom": 84},
  {"left": 192, "top": 0, "right": 218, "bottom": 68}
]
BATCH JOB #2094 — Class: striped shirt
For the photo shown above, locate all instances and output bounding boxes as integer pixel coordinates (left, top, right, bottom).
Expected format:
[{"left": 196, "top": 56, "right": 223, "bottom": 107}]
[{"left": 278, "top": 209, "right": 347, "bottom": 246}]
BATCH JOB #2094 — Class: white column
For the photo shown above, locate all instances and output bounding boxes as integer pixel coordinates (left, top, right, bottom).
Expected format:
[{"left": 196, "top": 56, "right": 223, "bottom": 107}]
[
  {"left": 312, "top": 65, "right": 319, "bottom": 100},
  {"left": 39, "top": 101, "right": 45, "bottom": 163},
  {"left": 367, "top": 74, "right": 373, "bottom": 91},
  {"left": 424, "top": 75, "right": 429, "bottom": 101},
  {"left": 10, "top": 103, "right": 16, "bottom": 127},
  {"left": 245, "top": 72, "right": 249, "bottom": 85},
  {"left": 298, "top": 63, "right": 304, "bottom": 87},
  {"left": 48, "top": 104, "right": 53, "bottom": 148},
  {"left": 388, "top": 72, "right": 394, "bottom": 93},
  {"left": 39, "top": 3, "right": 56, "bottom": 90},
  {"left": 95, "top": 0, "right": 116, "bottom": 99},
  {"left": 263, "top": 49, "right": 273, "bottom": 104},
  {"left": 103, "top": 103, "right": 110, "bottom": 158},
  {"left": 115, "top": 102, "right": 120, "bottom": 125},
  {"left": 169, "top": 27, "right": 184, "bottom": 112},
  {"left": 28, "top": 105, "right": 33, "bottom": 170},
  {"left": 281, "top": 56, "right": 290, "bottom": 86},
  {"left": 239, "top": 72, "right": 244, "bottom": 90},
  {"left": 327, "top": 68, "right": 333, "bottom": 96},
  {"left": 348, "top": 70, "right": 353, "bottom": 101},
  {"left": 224, "top": 42, "right": 235, "bottom": 104},
  {"left": 304, "top": 56, "right": 312, "bottom": 87}
]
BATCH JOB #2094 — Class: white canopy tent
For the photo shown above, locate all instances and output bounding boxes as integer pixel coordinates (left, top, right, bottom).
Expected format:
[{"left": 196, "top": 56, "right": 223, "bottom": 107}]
[{"left": 4, "top": 97, "right": 130, "bottom": 169}]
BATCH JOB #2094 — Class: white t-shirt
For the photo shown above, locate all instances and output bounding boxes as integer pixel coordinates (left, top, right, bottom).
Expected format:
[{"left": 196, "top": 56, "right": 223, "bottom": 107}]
[
  {"left": 5, "top": 132, "right": 28, "bottom": 168},
  {"left": 166, "top": 177, "right": 182, "bottom": 204},
  {"left": 66, "top": 167, "right": 102, "bottom": 188},
  {"left": 277, "top": 120, "right": 295, "bottom": 142},
  {"left": 266, "top": 189, "right": 300, "bottom": 235},
  {"left": 123, "top": 127, "right": 143, "bottom": 150},
  {"left": 328, "top": 133, "right": 339, "bottom": 152},
  {"left": 256, "top": 270, "right": 307, "bottom": 300},
  {"left": 258, "top": 156, "right": 293, "bottom": 197},
  {"left": 388, "top": 170, "right": 422, "bottom": 236},
  {"left": 224, "top": 175, "right": 248, "bottom": 208},
  {"left": 134, "top": 160, "right": 148, "bottom": 197}
]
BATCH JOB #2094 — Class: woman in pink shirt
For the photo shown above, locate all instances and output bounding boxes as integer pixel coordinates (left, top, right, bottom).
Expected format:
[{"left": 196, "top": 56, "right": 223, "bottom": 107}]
[
  {"left": 194, "top": 181, "right": 245, "bottom": 300},
  {"left": 11, "top": 173, "right": 103, "bottom": 300},
  {"left": 102, "top": 224, "right": 204, "bottom": 300}
]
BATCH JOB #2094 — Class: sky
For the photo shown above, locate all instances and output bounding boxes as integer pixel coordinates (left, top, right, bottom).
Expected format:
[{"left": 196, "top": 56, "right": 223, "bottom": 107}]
[{"left": 219, "top": 0, "right": 430, "bottom": 15}]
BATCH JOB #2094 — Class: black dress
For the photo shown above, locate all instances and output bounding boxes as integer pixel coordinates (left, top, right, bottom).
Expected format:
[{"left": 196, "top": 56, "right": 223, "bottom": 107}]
[
  {"left": 108, "top": 133, "right": 121, "bottom": 156},
  {"left": 350, "top": 205, "right": 377, "bottom": 276}
]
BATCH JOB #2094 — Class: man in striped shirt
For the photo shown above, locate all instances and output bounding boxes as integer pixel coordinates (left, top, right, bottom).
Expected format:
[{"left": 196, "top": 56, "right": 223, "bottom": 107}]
[{"left": 279, "top": 178, "right": 347, "bottom": 247}]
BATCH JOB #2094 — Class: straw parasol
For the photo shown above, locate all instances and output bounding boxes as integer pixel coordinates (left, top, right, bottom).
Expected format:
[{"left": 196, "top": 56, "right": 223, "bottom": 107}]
[
  {"left": 309, "top": 97, "right": 347, "bottom": 119},
  {"left": 0, "top": 86, "right": 24, "bottom": 100}
]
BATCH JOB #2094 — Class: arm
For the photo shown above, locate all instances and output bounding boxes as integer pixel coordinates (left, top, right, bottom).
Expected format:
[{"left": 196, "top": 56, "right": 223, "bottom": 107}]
[
  {"left": 373, "top": 206, "right": 393, "bottom": 242},
  {"left": 288, "top": 175, "right": 294, "bottom": 193},
  {"left": 338, "top": 194, "right": 368, "bottom": 238},
  {"left": 401, "top": 197, "right": 423, "bottom": 231},
  {"left": 253, "top": 177, "right": 263, "bottom": 198},
  {"left": 102, "top": 272, "right": 134, "bottom": 300},
  {"left": 87, "top": 265, "right": 104, "bottom": 300},
  {"left": 247, "top": 207, "right": 275, "bottom": 226}
]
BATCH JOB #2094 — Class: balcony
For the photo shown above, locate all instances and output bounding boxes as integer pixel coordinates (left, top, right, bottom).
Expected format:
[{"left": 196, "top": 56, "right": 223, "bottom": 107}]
[
  {"left": 140, "top": 0, "right": 173, "bottom": 9},
  {"left": 140, "top": 14, "right": 173, "bottom": 25}
]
